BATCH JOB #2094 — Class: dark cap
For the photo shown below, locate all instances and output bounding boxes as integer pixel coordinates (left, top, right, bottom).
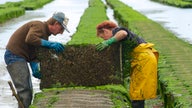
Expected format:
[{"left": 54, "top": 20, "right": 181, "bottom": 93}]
[{"left": 52, "top": 12, "right": 70, "bottom": 33}]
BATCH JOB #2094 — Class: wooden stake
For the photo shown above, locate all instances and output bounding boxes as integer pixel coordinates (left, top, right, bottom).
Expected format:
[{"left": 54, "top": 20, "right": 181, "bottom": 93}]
[{"left": 8, "top": 81, "right": 24, "bottom": 108}]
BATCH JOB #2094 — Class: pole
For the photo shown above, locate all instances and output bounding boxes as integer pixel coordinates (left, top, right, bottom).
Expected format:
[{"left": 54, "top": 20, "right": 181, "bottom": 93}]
[{"left": 8, "top": 81, "right": 24, "bottom": 108}]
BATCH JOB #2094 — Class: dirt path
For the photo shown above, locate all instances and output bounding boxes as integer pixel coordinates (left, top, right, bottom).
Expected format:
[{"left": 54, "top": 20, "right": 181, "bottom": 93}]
[{"left": 33, "top": 89, "right": 114, "bottom": 108}]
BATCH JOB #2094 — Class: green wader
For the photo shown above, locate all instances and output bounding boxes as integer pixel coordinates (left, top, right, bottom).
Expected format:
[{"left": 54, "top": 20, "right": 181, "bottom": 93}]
[{"left": 7, "top": 61, "right": 33, "bottom": 108}]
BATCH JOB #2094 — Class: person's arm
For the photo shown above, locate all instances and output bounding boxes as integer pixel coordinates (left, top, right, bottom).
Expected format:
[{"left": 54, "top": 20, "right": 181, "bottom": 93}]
[
  {"left": 26, "top": 30, "right": 65, "bottom": 53},
  {"left": 113, "top": 30, "right": 128, "bottom": 41},
  {"left": 25, "top": 22, "right": 46, "bottom": 46},
  {"left": 41, "top": 39, "right": 65, "bottom": 53},
  {"left": 24, "top": 22, "right": 65, "bottom": 53},
  {"left": 30, "top": 62, "right": 42, "bottom": 79},
  {"left": 96, "top": 30, "right": 128, "bottom": 51}
]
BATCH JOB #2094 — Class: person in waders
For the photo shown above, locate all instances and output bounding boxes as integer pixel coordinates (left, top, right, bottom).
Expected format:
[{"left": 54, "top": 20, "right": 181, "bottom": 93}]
[
  {"left": 95, "top": 20, "right": 159, "bottom": 108},
  {"left": 4, "top": 12, "right": 70, "bottom": 108}
]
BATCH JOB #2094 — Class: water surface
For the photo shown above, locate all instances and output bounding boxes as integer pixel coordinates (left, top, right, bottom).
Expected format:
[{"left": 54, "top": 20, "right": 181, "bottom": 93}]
[{"left": 120, "top": 0, "right": 192, "bottom": 43}]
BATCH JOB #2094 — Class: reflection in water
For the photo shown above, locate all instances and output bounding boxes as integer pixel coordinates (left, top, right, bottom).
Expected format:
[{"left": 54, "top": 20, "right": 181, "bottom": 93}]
[
  {"left": 120, "top": 0, "right": 192, "bottom": 43},
  {"left": 0, "top": 0, "right": 88, "bottom": 108}
]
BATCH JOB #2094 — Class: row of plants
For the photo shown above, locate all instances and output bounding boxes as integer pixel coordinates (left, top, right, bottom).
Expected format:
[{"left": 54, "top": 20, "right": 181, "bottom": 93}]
[
  {"left": 151, "top": 0, "right": 192, "bottom": 8},
  {"left": 30, "top": 85, "right": 130, "bottom": 108},
  {"left": 61, "top": 0, "right": 131, "bottom": 106},
  {"left": 106, "top": 0, "right": 192, "bottom": 107},
  {"left": 67, "top": 0, "right": 106, "bottom": 45},
  {"left": 0, "top": 7, "right": 24, "bottom": 23},
  {"left": 31, "top": 0, "right": 131, "bottom": 107},
  {"left": 0, "top": 0, "right": 52, "bottom": 23}
]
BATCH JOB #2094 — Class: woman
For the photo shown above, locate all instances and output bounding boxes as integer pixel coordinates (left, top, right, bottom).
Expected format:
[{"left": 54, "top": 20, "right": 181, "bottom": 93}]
[{"left": 96, "top": 20, "right": 159, "bottom": 108}]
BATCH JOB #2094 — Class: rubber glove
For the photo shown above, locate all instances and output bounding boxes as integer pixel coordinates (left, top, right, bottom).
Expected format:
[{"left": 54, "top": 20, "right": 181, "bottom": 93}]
[
  {"left": 41, "top": 39, "right": 65, "bottom": 53},
  {"left": 96, "top": 37, "right": 117, "bottom": 51},
  {"left": 30, "top": 62, "right": 42, "bottom": 79}
]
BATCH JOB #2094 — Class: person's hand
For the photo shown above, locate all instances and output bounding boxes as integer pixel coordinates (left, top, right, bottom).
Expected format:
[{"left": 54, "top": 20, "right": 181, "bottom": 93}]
[
  {"left": 41, "top": 39, "right": 65, "bottom": 53},
  {"left": 96, "top": 37, "right": 117, "bottom": 51},
  {"left": 48, "top": 42, "right": 65, "bottom": 53},
  {"left": 30, "top": 62, "right": 42, "bottom": 79},
  {"left": 96, "top": 41, "right": 109, "bottom": 51}
]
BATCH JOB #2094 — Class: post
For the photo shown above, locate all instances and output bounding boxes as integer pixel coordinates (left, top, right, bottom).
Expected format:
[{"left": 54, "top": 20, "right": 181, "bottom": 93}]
[{"left": 8, "top": 81, "right": 24, "bottom": 108}]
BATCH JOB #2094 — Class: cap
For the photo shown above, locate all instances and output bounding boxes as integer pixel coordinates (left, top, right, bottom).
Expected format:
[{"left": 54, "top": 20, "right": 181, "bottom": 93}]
[{"left": 52, "top": 12, "right": 70, "bottom": 33}]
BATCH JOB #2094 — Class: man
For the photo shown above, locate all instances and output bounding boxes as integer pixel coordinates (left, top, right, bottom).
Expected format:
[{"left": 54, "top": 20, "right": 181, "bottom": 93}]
[{"left": 4, "top": 12, "right": 69, "bottom": 108}]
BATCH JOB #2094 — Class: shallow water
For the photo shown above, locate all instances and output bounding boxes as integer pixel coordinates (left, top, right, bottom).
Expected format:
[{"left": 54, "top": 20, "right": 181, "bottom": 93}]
[
  {"left": 120, "top": 0, "right": 192, "bottom": 44},
  {"left": 0, "top": 0, "right": 88, "bottom": 107}
]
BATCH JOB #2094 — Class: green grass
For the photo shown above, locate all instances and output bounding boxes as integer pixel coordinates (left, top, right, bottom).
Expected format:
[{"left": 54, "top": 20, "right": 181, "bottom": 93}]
[
  {"left": 30, "top": 85, "right": 131, "bottom": 108},
  {"left": 0, "top": 0, "right": 53, "bottom": 24},
  {"left": 151, "top": 0, "right": 192, "bottom": 8},
  {"left": 0, "top": 7, "right": 25, "bottom": 23},
  {"left": 21, "top": 0, "right": 53, "bottom": 10},
  {"left": 67, "top": 0, "right": 107, "bottom": 45}
]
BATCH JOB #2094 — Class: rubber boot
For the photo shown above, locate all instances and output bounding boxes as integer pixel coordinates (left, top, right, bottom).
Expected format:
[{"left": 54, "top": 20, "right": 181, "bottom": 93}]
[
  {"left": 131, "top": 100, "right": 145, "bottom": 108},
  {"left": 7, "top": 61, "right": 33, "bottom": 108}
]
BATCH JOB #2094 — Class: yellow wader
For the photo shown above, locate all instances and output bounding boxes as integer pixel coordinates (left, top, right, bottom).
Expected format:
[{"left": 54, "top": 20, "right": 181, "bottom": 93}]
[{"left": 129, "top": 43, "right": 159, "bottom": 100}]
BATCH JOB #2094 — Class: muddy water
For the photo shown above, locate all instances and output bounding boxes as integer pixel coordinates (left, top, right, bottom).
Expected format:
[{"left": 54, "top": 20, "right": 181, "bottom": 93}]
[
  {"left": 120, "top": 0, "right": 192, "bottom": 44},
  {"left": 0, "top": 0, "right": 88, "bottom": 107}
]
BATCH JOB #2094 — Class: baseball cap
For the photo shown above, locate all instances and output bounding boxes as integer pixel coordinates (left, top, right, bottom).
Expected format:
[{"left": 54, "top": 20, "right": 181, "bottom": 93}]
[{"left": 52, "top": 12, "right": 70, "bottom": 33}]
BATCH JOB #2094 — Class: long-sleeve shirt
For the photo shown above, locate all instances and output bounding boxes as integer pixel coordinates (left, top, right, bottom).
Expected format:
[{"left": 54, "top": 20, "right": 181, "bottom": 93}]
[{"left": 6, "top": 21, "right": 51, "bottom": 62}]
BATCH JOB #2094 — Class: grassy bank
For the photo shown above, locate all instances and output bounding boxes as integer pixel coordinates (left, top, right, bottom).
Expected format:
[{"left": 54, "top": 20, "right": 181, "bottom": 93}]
[
  {"left": 30, "top": 85, "right": 130, "bottom": 108},
  {"left": 0, "top": 0, "right": 53, "bottom": 23},
  {"left": 151, "top": 0, "right": 192, "bottom": 8},
  {"left": 107, "top": 0, "right": 192, "bottom": 107},
  {"left": 0, "top": 7, "right": 25, "bottom": 23},
  {"left": 67, "top": 0, "right": 107, "bottom": 45}
]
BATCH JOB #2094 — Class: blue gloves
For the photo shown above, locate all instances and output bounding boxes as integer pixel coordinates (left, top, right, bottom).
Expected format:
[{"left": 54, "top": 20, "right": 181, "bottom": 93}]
[
  {"left": 30, "top": 62, "right": 42, "bottom": 79},
  {"left": 96, "top": 37, "right": 117, "bottom": 51},
  {"left": 41, "top": 39, "right": 65, "bottom": 53}
]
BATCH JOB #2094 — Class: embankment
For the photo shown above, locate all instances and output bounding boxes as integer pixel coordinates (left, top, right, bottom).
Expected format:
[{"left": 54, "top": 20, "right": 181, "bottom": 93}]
[
  {"left": 151, "top": 0, "right": 192, "bottom": 8},
  {"left": 0, "top": 0, "right": 52, "bottom": 23}
]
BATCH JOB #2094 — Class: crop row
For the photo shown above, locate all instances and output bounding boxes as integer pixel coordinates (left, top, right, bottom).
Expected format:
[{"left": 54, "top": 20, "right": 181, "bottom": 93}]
[
  {"left": 151, "top": 0, "right": 192, "bottom": 8},
  {"left": 0, "top": 0, "right": 52, "bottom": 23}
]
